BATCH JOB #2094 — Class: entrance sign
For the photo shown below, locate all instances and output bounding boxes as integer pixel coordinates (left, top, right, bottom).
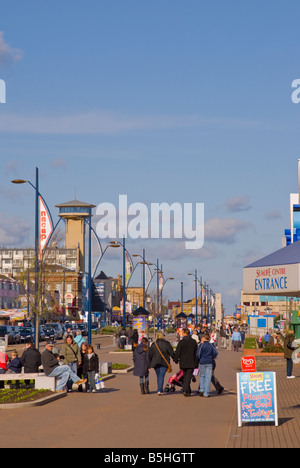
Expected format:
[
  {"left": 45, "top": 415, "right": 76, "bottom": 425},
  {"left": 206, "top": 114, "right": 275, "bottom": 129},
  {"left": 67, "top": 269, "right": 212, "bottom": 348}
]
[
  {"left": 243, "top": 240, "right": 300, "bottom": 297},
  {"left": 241, "top": 356, "right": 256, "bottom": 373},
  {"left": 237, "top": 372, "right": 278, "bottom": 427},
  {"left": 243, "top": 263, "right": 300, "bottom": 296}
]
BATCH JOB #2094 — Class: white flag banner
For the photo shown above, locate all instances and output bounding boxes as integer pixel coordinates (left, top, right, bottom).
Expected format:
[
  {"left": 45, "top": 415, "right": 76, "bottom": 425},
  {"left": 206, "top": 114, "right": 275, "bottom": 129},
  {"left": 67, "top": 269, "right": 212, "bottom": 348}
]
[{"left": 39, "top": 196, "right": 53, "bottom": 257}]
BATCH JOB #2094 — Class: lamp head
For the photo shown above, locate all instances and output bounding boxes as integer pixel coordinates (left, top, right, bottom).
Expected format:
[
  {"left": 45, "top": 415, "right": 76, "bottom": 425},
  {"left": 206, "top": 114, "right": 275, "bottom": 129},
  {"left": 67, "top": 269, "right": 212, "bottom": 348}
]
[{"left": 11, "top": 179, "right": 28, "bottom": 184}]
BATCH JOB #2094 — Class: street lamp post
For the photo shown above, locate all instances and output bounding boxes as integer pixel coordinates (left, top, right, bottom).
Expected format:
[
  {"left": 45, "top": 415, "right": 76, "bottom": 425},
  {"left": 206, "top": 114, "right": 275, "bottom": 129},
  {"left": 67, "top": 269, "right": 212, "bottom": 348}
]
[
  {"left": 12, "top": 168, "right": 40, "bottom": 349},
  {"left": 188, "top": 269, "right": 201, "bottom": 324}
]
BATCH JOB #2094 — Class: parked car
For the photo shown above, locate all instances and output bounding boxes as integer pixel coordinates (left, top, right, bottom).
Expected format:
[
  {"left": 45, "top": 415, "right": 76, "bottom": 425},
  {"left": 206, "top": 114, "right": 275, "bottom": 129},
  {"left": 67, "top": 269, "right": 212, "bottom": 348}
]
[
  {"left": 0, "top": 325, "right": 16, "bottom": 345},
  {"left": 41, "top": 325, "right": 55, "bottom": 341},
  {"left": 77, "top": 323, "right": 88, "bottom": 336},
  {"left": 39, "top": 326, "right": 46, "bottom": 342},
  {"left": 19, "top": 327, "right": 34, "bottom": 343},
  {"left": 47, "top": 323, "right": 63, "bottom": 339},
  {"left": 11, "top": 326, "right": 21, "bottom": 344}
]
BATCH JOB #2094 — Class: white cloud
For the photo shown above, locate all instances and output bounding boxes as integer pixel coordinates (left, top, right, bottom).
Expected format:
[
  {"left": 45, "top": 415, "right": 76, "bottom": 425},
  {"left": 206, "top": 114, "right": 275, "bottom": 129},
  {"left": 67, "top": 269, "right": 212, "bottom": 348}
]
[
  {"left": 264, "top": 210, "right": 282, "bottom": 220},
  {"left": 0, "top": 111, "right": 265, "bottom": 135},
  {"left": 226, "top": 195, "right": 251, "bottom": 212},
  {"left": 0, "top": 32, "right": 23, "bottom": 66},
  {"left": 205, "top": 217, "right": 251, "bottom": 244},
  {"left": 0, "top": 213, "right": 31, "bottom": 246}
]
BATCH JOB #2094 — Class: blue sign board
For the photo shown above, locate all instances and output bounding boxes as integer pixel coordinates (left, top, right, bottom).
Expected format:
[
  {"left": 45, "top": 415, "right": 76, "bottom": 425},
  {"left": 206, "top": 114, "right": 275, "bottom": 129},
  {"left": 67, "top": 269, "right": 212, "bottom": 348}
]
[{"left": 237, "top": 372, "right": 278, "bottom": 427}]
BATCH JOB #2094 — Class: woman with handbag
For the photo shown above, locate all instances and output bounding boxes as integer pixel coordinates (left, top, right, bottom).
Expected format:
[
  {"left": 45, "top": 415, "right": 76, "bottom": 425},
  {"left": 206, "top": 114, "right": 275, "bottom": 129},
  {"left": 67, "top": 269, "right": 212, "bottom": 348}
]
[
  {"left": 149, "top": 332, "right": 175, "bottom": 395},
  {"left": 61, "top": 335, "right": 81, "bottom": 392}
]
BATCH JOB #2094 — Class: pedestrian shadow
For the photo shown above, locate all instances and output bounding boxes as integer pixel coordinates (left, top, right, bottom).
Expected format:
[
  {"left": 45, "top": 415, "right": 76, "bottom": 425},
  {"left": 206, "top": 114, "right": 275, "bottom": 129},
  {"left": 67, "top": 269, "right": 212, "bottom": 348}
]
[{"left": 97, "top": 388, "right": 120, "bottom": 394}]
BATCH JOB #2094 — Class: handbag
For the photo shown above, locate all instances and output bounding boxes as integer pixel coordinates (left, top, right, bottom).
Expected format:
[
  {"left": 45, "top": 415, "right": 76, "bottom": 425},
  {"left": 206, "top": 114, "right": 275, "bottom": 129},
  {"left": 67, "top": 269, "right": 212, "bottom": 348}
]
[{"left": 155, "top": 342, "right": 172, "bottom": 373}]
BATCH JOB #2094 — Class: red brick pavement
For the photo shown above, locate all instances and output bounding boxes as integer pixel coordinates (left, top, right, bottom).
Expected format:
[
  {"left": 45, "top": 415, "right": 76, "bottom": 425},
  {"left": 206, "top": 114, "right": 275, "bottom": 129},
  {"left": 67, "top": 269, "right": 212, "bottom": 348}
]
[{"left": 1, "top": 334, "right": 300, "bottom": 448}]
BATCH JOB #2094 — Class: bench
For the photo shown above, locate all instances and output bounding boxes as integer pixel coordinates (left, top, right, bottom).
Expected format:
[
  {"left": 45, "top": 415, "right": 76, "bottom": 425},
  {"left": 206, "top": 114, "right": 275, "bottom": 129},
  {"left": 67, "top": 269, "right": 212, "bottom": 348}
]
[{"left": 0, "top": 373, "right": 57, "bottom": 392}]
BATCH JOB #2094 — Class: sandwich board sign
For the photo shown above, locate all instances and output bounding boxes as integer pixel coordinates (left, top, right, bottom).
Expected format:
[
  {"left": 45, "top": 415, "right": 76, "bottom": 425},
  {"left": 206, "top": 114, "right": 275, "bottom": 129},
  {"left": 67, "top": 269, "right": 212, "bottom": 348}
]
[{"left": 237, "top": 372, "right": 278, "bottom": 427}]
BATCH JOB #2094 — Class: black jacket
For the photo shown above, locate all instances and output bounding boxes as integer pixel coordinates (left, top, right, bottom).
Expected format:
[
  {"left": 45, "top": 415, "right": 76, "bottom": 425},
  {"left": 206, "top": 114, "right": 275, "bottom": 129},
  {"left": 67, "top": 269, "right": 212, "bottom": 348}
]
[
  {"left": 174, "top": 335, "right": 198, "bottom": 369},
  {"left": 83, "top": 353, "right": 99, "bottom": 373},
  {"left": 149, "top": 339, "right": 175, "bottom": 368},
  {"left": 21, "top": 346, "right": 41, "bottom": 373}
]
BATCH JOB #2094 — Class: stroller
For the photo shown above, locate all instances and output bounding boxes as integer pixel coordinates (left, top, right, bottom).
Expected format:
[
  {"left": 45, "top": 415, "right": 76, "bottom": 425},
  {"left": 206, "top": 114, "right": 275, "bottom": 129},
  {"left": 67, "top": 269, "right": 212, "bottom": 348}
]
[{"left": 164, "top": 369, "right": 196, "bottom": 393}]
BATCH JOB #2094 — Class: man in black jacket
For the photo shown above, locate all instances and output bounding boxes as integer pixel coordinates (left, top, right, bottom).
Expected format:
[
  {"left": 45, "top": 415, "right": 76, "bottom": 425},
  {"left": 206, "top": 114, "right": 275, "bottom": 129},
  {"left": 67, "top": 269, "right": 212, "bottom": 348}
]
[
  {"left": 21, "top": 340, "right": 42, "bottom": 389},
  {"left": 174, "top": 328, "right": 198, "bottom": 397}
]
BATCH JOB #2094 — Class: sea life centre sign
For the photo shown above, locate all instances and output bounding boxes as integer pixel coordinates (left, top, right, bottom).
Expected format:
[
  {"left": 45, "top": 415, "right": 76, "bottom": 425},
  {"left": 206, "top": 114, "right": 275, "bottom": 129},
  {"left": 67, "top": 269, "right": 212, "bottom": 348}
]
[{"left": 243, "top": 263, "right": 300, "bottom": 296}]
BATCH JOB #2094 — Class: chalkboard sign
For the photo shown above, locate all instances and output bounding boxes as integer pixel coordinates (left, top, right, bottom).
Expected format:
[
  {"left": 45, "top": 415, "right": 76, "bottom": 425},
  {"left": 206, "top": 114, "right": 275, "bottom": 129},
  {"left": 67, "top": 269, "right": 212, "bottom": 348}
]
[{"left": 237, "top": 372, "right": 278, "bottom": 427}]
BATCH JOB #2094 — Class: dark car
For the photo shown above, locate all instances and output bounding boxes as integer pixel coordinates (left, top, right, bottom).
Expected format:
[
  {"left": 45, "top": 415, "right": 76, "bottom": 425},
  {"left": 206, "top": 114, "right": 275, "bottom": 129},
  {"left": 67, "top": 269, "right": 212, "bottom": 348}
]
[
  {"left": 12, "top": 326, "right": 21, "bottom": 344},
  {"left": 19, "top": 327, "right": 34, "bottom": 343},
  {"left": 42, "top": 325, "right": 55, "bottom": 341},
  {"left": 77, "top": 323, "right": 88, "bottom": 336},
  {"left": 0, "top": 325, "right": 16, "bottom": 345}
]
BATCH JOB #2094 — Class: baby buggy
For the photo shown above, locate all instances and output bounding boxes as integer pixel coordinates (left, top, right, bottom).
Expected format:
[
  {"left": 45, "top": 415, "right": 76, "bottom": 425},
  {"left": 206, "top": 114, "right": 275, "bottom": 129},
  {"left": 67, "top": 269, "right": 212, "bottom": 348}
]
[{"left": 164, "top": 369, "right": 196, "bottom": 393}]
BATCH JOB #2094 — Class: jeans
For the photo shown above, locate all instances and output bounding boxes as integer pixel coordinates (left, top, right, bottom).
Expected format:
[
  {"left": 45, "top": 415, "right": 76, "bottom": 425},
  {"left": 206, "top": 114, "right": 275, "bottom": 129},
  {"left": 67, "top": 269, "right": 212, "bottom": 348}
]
[
  {"left": 199, "top": 363, "right": 213, "bottom": 397},
  {"left": 139, "top": 374, "right": 149, "bottom": 384},
  {"left": 67, "top": 362, "right": 78, "bottom": 390},
  {"left": 87, "top": 371, "right": 96, "bottom": 391},
  {"left": 48, "top": 365, "right": 80, "bottom": 391},
  {"left": 155, "top": 365, "right": 167, "bottom": 393}
]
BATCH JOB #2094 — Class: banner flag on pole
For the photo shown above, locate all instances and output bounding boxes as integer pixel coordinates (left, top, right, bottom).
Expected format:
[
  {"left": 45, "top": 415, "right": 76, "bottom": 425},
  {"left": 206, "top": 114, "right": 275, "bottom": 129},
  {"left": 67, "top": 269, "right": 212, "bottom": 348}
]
[
  {"left": 39, "top": 196, "right": 53, "bottom": 258},
  {"left": 125, "top": 251, "right": 133, "bottom": 286}
]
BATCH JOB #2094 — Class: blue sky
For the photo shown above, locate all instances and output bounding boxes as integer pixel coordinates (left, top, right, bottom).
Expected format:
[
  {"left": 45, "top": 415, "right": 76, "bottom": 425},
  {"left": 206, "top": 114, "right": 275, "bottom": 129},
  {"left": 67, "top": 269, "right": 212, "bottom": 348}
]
[{"left": 1, "top": 0, "right": 300, "bottom": 315}]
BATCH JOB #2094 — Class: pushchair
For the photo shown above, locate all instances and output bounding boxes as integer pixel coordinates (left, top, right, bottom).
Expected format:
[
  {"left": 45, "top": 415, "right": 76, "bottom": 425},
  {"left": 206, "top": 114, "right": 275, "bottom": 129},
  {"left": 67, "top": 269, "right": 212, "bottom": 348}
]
[{"left": 164, "top": 369, "right": 196, "bottom": 393}]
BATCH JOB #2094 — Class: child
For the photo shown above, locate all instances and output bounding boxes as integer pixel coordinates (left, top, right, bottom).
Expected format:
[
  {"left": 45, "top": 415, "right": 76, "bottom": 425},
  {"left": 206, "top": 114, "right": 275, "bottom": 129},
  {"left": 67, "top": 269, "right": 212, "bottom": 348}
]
[
  {"left": 83, "top": 345, "right": 99, "bottom": 393},
  {"left": 7, "top": 351, "right": 22, "bottom": 374},
  {"left": 7, "top": 351, "right": 22, "bottom": 389},
  {"left": 133, "top": 337, "right": 150, "bottom": 394}
]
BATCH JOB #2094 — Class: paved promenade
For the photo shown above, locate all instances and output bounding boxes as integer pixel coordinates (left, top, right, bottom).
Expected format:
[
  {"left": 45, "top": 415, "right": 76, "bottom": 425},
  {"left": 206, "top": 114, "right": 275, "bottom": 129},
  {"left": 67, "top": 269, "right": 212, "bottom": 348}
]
[{"left": 1, "top": 334, "right": 300, "bottom": 448}]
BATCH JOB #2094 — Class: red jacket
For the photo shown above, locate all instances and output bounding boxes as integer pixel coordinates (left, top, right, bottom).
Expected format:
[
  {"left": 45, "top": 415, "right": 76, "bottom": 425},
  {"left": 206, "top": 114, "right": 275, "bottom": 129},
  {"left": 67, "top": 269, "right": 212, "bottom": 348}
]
[{"left": 0, "top": 351, "right": 8, "bottom": 371}]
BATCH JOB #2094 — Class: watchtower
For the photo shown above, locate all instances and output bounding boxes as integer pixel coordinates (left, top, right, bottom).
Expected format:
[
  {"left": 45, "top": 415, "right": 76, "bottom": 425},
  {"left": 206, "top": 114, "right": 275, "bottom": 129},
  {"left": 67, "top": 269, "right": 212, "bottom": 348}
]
[{"left": 56, "top": 199, "right": 96, "bottom": 272}]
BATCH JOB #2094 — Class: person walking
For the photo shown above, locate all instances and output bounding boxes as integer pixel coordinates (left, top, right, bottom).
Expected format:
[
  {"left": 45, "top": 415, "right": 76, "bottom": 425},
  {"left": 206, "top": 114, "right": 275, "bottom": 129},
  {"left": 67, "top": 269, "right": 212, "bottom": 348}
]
[
  {"left": 82, "top": 345, "right": 99, "bottom": 393},
  {"left": 219, "top": 325, "right": 227, "bottom": 349},
  {"left": 21, "top": 339, "right": 42, "bottom": 389},
  {"left": 174, "top": 328, "right": 198, "bottom": 397},
  {"left": 197, "top": 333, "right": 218, "bottom": 397},
  {"left": 61, "top": 335, "right": 81, "bottom": 392},
  {"left": 231, "top": 327, "right": 242, "bottom": 352},
  {"left": 133, "top": 337, "right": 150, "bottom": 394},
  {"left": 41, "top": 340, "right": 86, "bottom": 393},
  {"left": 74, "top": 330, "right": 86, "bottom": 349},
  {"left": 149, "top": 332, "right": 175, "bottom": 395},
  {"left": 284, "top": 328, "right": 297, "bottom": 378}
]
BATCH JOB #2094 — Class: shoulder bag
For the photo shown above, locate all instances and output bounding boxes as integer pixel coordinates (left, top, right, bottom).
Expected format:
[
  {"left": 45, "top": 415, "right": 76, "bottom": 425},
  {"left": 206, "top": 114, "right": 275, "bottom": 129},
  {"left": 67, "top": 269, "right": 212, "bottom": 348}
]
[{"left": 155, "top": 341, "right": 172, "bottom": 373}]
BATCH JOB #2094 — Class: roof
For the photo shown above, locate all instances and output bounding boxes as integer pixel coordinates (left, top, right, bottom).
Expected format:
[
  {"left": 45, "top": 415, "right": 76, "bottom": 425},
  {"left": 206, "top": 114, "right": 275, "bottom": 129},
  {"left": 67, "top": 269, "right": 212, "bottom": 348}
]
[
  {"left": 56, "top": 199, "right": 96, "bottom": 208},
  {"left": 245, "top": 240, "right": 300, "bottom": 269}
]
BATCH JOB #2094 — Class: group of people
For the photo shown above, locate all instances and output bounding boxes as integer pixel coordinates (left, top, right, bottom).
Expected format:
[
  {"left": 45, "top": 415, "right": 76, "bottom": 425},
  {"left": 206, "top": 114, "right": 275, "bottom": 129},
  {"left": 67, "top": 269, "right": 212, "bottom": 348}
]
[
  {"left": 133, "top": 328, "right": 223, "bottom": 398},
  {"left": 0, "top": 330, "right": 101, "bottom": 393}
]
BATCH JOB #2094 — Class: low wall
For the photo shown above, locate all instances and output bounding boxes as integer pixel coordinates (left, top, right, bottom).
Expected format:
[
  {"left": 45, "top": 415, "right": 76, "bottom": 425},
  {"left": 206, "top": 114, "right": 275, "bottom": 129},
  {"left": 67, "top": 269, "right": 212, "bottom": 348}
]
[{"left": 243, "top": 348, "right": 285, "bottom": 370}]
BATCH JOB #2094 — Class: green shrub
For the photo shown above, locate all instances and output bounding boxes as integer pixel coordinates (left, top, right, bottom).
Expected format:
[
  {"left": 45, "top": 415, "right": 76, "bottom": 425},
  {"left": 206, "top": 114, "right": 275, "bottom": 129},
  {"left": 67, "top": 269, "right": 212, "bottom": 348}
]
[
  {"left": 244, "top": 337, "right": 257, "bottom": 349},
  {"left": 101, "top": 326, "right": 118, "bottom": 335},
  {"left": 263, "top": 344, "right": 284, "bottom": 354}
]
